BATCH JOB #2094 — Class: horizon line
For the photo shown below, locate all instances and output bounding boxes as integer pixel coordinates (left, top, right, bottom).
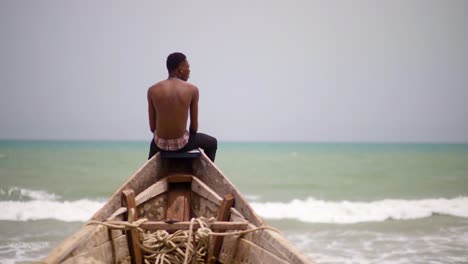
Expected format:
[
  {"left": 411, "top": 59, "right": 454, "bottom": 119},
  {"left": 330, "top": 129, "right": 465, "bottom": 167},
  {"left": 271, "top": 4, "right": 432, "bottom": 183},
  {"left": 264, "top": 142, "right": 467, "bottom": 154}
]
[{"left": 1, "top": 138, "right": 467, "bottom": 145}]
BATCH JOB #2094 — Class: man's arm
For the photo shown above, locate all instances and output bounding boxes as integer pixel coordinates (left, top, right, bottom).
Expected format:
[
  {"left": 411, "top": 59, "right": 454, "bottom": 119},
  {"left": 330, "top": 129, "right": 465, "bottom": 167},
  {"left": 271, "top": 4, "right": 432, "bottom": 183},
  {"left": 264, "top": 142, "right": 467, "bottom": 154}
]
[
  {"left": 147, "top": 89, "right": 156, "bottom": 133},
  {"left": 189, "top": 86, "right": 199, "bottom": 133}
]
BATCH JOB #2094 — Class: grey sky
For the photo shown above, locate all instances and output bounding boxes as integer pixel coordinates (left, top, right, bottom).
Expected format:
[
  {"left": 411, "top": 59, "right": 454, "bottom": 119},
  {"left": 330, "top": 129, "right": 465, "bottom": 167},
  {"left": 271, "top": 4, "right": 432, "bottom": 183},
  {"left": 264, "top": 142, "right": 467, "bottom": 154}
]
[{"left": 1, "top": 0, "right": 467, "bottom": 142}]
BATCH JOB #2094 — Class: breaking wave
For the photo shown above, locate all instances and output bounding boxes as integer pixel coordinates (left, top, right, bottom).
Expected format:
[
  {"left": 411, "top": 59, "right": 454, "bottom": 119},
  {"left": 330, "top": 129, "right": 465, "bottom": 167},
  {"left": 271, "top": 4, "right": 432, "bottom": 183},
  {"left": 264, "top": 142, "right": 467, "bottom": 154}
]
[
  {"left": 2, "top": 187, "right": 468, "bottom": 224},
  {"left": 251, "top": 197, "right": 468, "bottom": 224},
  {"left": 1, "top": 199, "right": 104, "bottom": 222},
  {"left": 0, "top": 187, "right": 103, "bottom": 222},
  {"left": 0, "top": 186, "right": 61, "bottom": 201}
]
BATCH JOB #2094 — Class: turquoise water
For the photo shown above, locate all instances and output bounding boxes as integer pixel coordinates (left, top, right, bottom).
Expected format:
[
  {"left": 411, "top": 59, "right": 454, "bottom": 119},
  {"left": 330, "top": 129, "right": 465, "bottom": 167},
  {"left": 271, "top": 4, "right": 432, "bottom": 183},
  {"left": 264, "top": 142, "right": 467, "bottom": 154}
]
[{"left": 1, "top": 141, "right": 468, "bottom": 263}]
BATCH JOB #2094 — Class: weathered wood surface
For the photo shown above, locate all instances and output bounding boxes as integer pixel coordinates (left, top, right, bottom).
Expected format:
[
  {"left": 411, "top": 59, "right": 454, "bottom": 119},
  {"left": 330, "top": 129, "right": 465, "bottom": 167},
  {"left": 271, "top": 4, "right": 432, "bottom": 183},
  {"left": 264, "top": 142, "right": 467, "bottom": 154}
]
[
  {"left": 192, "top": 177, "right": 245, "bottom": 221},
  {"left": 108, "top": 179, "right": 168, "bottom": 221},
  {"left": 167, "top": 173, "right": 193, "bottom": 183},
  {"left": 237, "top": 224, "right": 315, "bottom": 264},
  {"left": 43, "top": 225, "right": 106, "bottom": 263},
  {"left": 229, "top": 209, "right": 246, "bottom": 223},
  {"left": 121, "top": 190, "right": 142, "bottom": 264},
  {"left": 219, "top": 235, "right": 290, "bottom": 264},
  {"left": 193, "top": 153, "right": 313, "bottom": 264},
  {"left": 166, "top": 183, "right": 191, "bottom": 222},
  {"left": 107, "top": 207, "right": 127, "bottom": 221},
  {"left": 61, "top": 235, "right": 129, "bottom": 264},
  {"left": 134, "top": 178, "right": 168, "bottom": 206},
  {"left": 140, "top": 221, "right": 248, "bottom": 231},
  {"left": 137, "top": 194, "right": 167, "bottom": 221},
  {"left": 211, "top": 194, "right": 235, "bottom": 263},
  {"left": 191, "top": 192, "right": 218, "bottom": 219},
  {"left": 191, "top": 177, "right": 222, "bottom": 206}
]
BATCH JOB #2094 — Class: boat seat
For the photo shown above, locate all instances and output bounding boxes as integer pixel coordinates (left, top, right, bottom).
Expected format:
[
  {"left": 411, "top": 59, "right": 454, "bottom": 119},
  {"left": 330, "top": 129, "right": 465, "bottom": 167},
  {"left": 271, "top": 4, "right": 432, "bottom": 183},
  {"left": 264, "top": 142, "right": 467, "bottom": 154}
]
[{"left": 160, "top": 148, "right": 201, "bottom": 159}]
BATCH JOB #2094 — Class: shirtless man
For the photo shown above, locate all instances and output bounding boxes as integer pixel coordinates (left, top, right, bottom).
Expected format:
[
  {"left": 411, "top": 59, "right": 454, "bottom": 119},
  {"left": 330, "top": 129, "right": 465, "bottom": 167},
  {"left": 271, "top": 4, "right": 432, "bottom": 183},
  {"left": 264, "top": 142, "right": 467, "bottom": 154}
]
[{"left": 147, "top": 52, "right": 217, "bottom": 162}]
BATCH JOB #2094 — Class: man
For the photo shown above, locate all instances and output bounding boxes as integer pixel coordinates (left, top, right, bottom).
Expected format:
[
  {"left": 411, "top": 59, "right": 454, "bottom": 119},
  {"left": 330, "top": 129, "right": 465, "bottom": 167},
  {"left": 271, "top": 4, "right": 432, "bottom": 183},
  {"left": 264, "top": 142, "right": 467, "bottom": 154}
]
[{"left": 147, "top": 52, "right": 217, "bottom": 162}]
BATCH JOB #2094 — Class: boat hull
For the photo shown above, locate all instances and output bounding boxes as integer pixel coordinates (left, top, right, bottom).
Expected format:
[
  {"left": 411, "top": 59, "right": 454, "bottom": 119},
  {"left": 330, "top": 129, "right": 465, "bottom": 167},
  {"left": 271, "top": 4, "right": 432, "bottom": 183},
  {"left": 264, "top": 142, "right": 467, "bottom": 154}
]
[{"left": 42, "top": 153, "right": 313, "bottom": 264}]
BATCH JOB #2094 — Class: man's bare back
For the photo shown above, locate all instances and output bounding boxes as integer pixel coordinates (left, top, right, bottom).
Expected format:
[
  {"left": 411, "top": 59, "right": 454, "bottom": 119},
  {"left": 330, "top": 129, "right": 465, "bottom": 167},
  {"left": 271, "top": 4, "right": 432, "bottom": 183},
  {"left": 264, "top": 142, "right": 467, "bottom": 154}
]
[{"left": 147, "top": 78, "right": 199, "bottom": 139}]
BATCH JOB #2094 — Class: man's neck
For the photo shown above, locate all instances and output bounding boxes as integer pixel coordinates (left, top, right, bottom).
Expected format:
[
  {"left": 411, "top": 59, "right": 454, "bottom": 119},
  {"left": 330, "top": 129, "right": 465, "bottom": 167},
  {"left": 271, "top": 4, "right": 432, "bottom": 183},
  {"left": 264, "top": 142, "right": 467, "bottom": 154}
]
[{"left": 168, "top": 74, "right": 180, "bottom": 80}]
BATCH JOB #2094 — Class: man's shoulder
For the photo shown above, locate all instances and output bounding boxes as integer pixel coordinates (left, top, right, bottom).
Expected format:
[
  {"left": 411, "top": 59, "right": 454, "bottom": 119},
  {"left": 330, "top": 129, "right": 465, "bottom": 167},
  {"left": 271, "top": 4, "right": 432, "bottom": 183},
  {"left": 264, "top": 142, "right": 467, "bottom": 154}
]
[
  {"left": 148, "top": 80, "right": 167, "bottom": 93},
  {"left": 174, "top": 80, "right": 198, "bottom": 93},
  {"left": 185, "top": 82, "right": 198, "bottom": 91}
]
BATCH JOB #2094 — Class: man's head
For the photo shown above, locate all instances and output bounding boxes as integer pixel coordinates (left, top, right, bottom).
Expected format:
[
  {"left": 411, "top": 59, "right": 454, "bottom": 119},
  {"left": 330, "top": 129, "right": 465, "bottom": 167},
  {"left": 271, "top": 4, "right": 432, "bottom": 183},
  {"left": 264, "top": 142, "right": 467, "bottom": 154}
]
[{"left": 166, "top": 52, "right": 190, "bottom": 81}]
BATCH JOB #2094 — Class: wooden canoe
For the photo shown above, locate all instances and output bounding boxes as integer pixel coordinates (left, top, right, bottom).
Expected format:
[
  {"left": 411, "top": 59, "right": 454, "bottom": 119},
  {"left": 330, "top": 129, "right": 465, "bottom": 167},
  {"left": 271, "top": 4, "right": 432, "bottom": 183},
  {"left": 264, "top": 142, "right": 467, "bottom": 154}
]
[{"left": 42, "top": 152, "right": 313, "bottom": 263}]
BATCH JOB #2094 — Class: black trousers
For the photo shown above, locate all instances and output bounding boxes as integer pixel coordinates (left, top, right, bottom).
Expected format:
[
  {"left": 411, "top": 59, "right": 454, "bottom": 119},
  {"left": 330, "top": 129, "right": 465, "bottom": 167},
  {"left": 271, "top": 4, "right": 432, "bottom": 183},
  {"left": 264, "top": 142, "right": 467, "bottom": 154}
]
[{"left": 148, "top": 132, "right": 217, "bottom": 162}]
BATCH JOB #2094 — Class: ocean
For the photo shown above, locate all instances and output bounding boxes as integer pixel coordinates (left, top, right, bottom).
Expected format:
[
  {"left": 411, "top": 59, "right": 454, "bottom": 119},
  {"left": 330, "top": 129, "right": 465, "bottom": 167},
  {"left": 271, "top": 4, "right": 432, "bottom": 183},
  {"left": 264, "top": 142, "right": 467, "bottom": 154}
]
[{"left": 1, "top": 141, "right": 467, "bottom": 264}]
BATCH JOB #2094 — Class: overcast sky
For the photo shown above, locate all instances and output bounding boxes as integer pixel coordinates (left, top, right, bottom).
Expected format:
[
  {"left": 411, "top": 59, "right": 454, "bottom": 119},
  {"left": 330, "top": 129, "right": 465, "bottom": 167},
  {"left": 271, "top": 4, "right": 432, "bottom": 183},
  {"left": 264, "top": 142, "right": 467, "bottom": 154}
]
[{"left": 1, "top": 0, "right": 467, "bottom": 142}]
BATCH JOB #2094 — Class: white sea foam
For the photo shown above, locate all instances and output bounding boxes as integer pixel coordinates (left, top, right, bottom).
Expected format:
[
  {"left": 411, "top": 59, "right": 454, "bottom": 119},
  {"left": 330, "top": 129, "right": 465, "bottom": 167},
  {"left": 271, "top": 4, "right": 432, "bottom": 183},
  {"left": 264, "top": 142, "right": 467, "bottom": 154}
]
[
  {"left": 0, "top": 187, "right": 103, "bottom": 222},
  {"left": 251, "top": 197, "right": 468, "bottom": 224},
  {"left": 244, "top": 194, "right": 261, "bottom": 202},
  {"left": 0, "top": 241, "right": 50, "bottom": 264},
  {"left": 0, "top": 199, "right": 104, "bottom": 222},
  {"left": 1, "top": 186, "right": 61, "bottom": 201}
]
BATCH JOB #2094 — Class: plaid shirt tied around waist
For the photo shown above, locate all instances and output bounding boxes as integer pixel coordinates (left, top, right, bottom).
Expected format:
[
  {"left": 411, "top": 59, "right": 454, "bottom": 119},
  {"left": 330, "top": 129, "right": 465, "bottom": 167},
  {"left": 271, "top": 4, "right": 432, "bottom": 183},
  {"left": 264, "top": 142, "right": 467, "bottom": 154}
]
[{"left": 154, "top": 131, "right": 189, "bottom": 151}]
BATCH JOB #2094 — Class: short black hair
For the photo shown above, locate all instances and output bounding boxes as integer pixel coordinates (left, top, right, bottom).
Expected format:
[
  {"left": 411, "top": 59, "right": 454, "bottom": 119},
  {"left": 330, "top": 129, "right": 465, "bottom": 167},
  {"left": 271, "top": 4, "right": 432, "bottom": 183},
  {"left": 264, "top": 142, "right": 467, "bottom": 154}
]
[{"left": 166, "top": 52, "right": 187, "bottom": 73}]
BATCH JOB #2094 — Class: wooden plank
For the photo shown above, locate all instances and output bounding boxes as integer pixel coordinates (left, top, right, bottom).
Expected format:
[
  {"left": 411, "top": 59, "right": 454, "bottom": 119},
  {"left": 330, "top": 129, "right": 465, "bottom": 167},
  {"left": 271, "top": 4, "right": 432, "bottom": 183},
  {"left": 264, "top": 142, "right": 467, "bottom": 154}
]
[
  {"left": 167, "top": 173, "right": 193, "bottom": 183},
  {"left": 121, "top": 190, "right": 142, "bottom": 264},
  {"left": 135, "top": 178, "right": 168, "bottom": 205},
  {"left": 107, "top": 179, "right": 169, "bottom": 221},
  {"left": 191, "top": 176, "right": 222, "bottom": 205},
  {"left": 107, "top": 207, "right": 127, "bottom": 220},
  {"left": 64, "top": 225, "right": 122, "bottom": 259},
  {"left": 43, "top": 225, "right": 97, "bottom": 263},
  {"left": 219, "top": 236, "right": 290, "bottom": 264},
  {"left": 230, "top": 209, "right": 246, "bottom": 222},
  {"left": 191, "top": 192, "right": 219, "bottom": 219},
  {"left": 191, "top": 176, "right": 245, "bottom": 221},
  {"left": 62, "top": 234, "right": 129, "bottom": 264},
  {"left": 140, "top": 221, "right": 248, "bottom": 231},
  {"left": 217, "top": 194, "right": 235, "bottom": 221},
  {"left": 165, "top": 183, "right": 191, "bottom": 222},
  {"left": 241, "top": 228, "right": 316, "bottom": 264},
  {"left": 137, "top": 194, "right": 167, "bottom": 221},
  {"left": 210, "top": 194, "right": 235, "bottom": 263}
]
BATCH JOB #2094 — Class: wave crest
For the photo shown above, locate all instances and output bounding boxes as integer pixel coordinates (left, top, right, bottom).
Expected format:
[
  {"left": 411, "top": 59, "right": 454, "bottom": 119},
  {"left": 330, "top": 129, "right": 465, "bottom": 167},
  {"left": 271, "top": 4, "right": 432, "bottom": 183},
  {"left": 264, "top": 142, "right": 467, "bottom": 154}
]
[
  {"left": 2, "top": 187, "right": 467, "bottom": 224},
  {"left": 0, "top": 187, "right": 60, "bottom": 201},
  {"left": 0, "top": 199, "right": 104, "bottom": 222},
  {"left": 251, "top": 197, "right": 468, "bottom": 224},
  {"left": 0, "top": 187, "right": 101, "bottom": 222}
]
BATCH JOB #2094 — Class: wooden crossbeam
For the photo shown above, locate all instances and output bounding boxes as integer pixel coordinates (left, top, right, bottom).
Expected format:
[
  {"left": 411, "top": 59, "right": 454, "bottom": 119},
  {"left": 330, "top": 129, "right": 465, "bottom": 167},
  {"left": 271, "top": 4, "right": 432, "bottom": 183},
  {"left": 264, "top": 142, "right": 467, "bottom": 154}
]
[
  {"left": 140, "top": 221, "right": 248, "bottom": 231},
  {"left": 167, "top": 174, "right": 193, "bottom": 183}
]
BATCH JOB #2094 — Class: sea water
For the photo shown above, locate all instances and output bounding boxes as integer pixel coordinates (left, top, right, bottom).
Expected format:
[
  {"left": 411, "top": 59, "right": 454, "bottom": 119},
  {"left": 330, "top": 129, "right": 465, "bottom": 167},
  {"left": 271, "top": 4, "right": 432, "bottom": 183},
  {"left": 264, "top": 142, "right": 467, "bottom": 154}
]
[{"left": 1, "top": 141, "right": 467, "bottom": 263}]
